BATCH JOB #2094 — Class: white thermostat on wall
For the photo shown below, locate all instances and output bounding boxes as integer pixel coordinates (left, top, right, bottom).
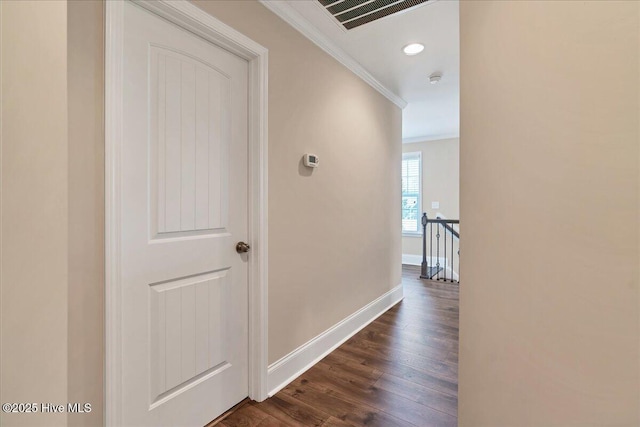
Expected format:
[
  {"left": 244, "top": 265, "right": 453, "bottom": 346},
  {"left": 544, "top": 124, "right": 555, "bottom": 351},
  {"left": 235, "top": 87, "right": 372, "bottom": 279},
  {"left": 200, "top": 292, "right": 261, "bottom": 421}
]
[{"left": 303, "top": 153, "right": 319, "bottom": 168}]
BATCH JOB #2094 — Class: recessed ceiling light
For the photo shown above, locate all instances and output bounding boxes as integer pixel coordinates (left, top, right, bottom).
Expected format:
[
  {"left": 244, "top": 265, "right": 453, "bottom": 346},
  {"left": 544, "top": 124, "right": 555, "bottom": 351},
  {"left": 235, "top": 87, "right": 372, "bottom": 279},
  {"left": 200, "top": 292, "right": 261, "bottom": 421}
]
[{"left": 403, "top": 43, "right": 424, "bottom": 56}]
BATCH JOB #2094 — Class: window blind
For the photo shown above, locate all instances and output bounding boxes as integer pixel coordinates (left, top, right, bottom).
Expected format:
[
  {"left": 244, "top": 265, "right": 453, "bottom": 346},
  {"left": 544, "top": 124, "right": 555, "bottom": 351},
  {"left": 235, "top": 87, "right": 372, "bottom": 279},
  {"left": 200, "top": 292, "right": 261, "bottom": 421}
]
[{"left": 402, "top": 152, "right": 421, "bottom": 233}]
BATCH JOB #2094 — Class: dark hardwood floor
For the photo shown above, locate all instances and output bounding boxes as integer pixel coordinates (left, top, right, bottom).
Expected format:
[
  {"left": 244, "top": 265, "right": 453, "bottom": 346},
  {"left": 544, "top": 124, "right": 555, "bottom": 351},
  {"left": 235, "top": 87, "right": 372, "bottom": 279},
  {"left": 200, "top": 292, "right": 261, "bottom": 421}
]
[{"left": 219, "top": 265, "right": 459, "bottom": 427}]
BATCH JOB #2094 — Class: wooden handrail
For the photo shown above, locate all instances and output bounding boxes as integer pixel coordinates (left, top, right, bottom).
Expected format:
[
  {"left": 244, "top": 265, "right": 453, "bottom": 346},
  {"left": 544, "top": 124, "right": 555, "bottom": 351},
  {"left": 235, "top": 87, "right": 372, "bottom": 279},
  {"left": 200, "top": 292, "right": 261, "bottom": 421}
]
[
  {"left": 423, "top": 218, "right": 459, "bottom": 224},
  {"left": 423, "top": 217, "right": 460, "bottom": 239}
]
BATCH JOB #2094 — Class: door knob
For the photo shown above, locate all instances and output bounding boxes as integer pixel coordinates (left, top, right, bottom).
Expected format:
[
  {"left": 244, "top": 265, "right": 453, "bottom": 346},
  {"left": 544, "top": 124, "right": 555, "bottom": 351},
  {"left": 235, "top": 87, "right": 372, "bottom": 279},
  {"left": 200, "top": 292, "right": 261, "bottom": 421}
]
[{"left": 236, "top": 242, "right": 251, "bottom": 253}]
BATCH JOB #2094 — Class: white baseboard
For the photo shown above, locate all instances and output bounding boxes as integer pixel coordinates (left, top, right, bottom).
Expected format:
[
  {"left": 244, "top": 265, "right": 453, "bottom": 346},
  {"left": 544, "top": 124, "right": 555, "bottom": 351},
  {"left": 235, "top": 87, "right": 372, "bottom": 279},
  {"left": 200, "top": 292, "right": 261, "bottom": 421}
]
[
  {"left": 402, "top": 254, "right": 459, "bottom": 281},
  {"left": 266, "top": 284, "right": 404, "bottom": 396},
  {"left": 402, "top": 254, "right": 423, "bottom": 265},
  {"left": 402, "top": 254, "right": 451, "bottom": 267}
]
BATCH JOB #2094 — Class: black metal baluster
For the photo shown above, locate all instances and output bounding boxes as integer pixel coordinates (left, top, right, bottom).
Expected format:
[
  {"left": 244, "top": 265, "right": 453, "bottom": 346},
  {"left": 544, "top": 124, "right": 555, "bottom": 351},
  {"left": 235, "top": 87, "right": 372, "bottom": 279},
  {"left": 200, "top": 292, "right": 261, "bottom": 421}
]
[
  {"left": 429, "top": 221, "right": 433, "bottom": 278},
  {"left": 443, "top": 222, "right": 447, "bottom": 281},
  {"left": 420, "top": 217, "right": 461, "bottom": 282},
  {"left": 436, "top": 224, "right": 440, "bottom": 280},
  {"left": 458, "top": 248, "right": 460, "bottom": 283},
  {"left": 451, "top": 223, "right": 455, "bottom": 282},
  {"left": 420, "top": 213, "right": 428, "bottom": 279}
]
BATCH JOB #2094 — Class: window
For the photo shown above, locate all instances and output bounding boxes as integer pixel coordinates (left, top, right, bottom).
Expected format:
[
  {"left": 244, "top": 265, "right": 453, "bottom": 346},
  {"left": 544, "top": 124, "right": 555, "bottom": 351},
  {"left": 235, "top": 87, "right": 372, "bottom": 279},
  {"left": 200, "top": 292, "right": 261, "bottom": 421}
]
[{"left": 402, "top": 152, "right": 421, "bottom": 234}]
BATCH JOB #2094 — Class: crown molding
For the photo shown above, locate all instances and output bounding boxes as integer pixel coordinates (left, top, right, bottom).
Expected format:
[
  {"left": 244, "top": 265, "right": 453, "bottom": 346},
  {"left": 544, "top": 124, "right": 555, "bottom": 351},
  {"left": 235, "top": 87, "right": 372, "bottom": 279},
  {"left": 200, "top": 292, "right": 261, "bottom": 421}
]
[
  {"left": 258, "top": 0, "right": 408, "bottom": 109},
  {"left": 402, "top": 133, "right": 459, "bottom": 144}
]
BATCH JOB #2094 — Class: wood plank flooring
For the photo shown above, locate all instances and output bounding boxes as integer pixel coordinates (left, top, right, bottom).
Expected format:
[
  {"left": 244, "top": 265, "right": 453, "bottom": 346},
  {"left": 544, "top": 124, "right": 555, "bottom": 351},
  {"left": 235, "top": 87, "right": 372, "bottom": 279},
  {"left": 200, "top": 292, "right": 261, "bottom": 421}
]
[{"left": 219, "top": 265, "right": 459, "bottom": 427}]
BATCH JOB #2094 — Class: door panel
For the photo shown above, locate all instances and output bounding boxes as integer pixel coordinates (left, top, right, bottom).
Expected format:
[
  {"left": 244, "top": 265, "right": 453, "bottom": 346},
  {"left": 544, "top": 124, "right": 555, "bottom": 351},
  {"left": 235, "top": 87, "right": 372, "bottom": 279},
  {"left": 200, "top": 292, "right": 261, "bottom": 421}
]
[
  {"left": 150, "top": 46, "right": 230, "bottom": 235},
  {"left": 148, "top": 269, "right": 230, "bottom": 402},
  {"left": 121, "top": 2, "right": 249, "bottom": 426}
]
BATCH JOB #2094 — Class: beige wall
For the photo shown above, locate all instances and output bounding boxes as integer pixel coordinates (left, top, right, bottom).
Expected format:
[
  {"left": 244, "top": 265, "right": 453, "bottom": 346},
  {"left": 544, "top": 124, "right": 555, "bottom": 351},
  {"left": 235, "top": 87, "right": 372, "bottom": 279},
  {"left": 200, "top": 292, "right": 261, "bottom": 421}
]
[
  {"left": 67, "top": 2, "right": 104, "bottom": 426},
  {"left": 402, "top": 137, "right": 459, "bottom": 257},
  {"left": 192, "top": 0, "right": 402, "bottom": 364},
  {"left": 2, "top": 2, "right": 401, "bottom": 425},
  {"left": 1, "top": 1, "right": 69, "bottom": 426},
  {"left": 459, "top": 1, "right": 640, "bottom": 426}
]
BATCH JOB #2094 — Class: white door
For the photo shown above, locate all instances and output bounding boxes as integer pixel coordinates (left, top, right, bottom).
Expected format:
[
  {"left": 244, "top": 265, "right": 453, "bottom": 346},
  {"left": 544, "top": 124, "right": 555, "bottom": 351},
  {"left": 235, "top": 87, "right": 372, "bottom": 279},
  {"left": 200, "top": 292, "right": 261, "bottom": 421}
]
[{"left": 121, "top": 2, "right": 249, "bottom": 425}]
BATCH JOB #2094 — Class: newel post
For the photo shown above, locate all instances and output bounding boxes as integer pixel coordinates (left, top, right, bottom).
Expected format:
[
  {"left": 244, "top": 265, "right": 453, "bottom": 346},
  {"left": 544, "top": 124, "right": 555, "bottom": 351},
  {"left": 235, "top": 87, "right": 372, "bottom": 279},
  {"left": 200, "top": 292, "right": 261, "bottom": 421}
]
[{"left": 420, "top": 213, "right": 428, "bottom": 278}]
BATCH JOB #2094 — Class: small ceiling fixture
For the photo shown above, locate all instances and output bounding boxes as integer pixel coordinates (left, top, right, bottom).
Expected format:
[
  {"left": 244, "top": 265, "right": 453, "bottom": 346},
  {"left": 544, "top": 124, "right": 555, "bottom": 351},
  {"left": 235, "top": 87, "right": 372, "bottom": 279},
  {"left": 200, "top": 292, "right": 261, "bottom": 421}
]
[
  {"left": 403, "top": 43, "right": 424, "bottom": 56},
  {"left": 429, "top": 72, "right": 442, "bottom": 84}
]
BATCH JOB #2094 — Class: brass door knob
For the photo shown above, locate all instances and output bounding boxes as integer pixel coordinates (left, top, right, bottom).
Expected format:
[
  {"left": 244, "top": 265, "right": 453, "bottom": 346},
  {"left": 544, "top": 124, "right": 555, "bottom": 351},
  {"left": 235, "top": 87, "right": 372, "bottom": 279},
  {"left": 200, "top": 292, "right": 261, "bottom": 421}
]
[{"left": 236, "top": 242, "right": 251, "bottom": 253}]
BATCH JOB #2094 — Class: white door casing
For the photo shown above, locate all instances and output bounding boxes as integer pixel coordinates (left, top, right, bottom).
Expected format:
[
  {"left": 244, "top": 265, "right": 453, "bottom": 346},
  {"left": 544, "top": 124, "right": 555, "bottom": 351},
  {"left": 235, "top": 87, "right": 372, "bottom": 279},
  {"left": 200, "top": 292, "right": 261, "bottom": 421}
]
[{"left": 105, "top": 1, "right": 268, "bottom": 426}]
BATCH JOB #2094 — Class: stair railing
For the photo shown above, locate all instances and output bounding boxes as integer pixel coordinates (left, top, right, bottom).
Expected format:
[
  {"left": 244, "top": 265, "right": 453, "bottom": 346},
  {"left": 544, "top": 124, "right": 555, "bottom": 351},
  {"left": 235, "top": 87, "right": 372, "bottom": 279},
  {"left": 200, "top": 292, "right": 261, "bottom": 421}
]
[{"left": 420, "top": 213, "right": 460, "bottom": 282}]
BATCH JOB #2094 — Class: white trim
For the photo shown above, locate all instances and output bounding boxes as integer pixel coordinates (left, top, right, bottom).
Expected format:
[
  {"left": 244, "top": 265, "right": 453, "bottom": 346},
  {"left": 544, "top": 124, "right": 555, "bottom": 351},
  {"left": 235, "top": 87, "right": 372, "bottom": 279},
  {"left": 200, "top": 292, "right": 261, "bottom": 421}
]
[
  {"left": 105, "top": 2, "right": 124, "bottom": 424},
  {"left": 402, "top": 254, "right": 452, "bottom": 267},
  {"left": 308, "top": 0, "right": 350, "bottom": 35},
  {"left": 402, "top": 134, "right": 460, "bottom": 144},
  {"left": 257, "top": 0, "right": 407, "bottom": 110},
  {"left": 105, "top": 2, "right": 269, "bottom": 425},
  {"left": 402, "top": 255, "right": 459, "bottom": 281},
  {"left": 267, "top": 284, "right": 404, "bottom": 396},
  {"left": 402, "top": 232, "right": 422, "bottom": 238},
  {"left": 401, "top": 254, "right": 423, "bottom": 266}
]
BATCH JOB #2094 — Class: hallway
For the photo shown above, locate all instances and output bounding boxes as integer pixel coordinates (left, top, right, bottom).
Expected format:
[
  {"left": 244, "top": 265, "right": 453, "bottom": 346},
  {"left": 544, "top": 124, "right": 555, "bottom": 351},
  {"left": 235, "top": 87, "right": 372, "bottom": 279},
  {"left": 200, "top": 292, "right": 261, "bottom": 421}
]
[{"left": 218, "top": 265, "right": 459, "bottom": 426}]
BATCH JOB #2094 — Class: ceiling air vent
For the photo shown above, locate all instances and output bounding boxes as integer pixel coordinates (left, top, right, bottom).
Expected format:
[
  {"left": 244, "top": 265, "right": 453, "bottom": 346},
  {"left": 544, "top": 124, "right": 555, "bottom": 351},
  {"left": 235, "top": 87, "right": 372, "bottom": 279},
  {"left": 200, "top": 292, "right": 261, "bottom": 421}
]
[{"left": 318, "top": 0, "right": 432, "bottom": 30}]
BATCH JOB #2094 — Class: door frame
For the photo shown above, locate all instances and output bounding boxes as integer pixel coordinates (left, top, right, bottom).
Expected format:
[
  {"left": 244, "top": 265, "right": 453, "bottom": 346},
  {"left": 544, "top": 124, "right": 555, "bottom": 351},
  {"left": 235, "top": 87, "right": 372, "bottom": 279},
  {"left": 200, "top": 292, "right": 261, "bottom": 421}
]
[{"left": 105, "top": 1, "right": 269, "bottom": 425}]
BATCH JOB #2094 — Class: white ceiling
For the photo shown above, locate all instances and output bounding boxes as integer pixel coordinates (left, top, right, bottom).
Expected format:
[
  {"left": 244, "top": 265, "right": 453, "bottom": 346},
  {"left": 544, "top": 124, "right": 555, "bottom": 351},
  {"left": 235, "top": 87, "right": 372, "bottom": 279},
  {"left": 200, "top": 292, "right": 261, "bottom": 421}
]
[{"left": 280, "top": 0, "right": 460, "bottom": 141}]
